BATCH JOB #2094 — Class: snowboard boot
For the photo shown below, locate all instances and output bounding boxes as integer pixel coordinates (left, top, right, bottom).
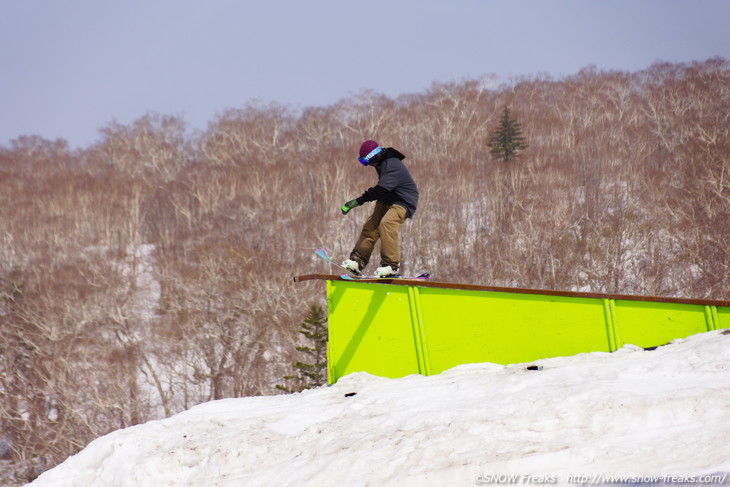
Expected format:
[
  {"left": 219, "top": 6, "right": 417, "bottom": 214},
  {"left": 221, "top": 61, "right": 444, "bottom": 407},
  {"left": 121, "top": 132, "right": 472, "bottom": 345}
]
[
  {"left": 341, "top": 259, "right": 362, "bottom": 276},
  {"left": 375, "top": 265, "right": 399, "bottom": 278}
]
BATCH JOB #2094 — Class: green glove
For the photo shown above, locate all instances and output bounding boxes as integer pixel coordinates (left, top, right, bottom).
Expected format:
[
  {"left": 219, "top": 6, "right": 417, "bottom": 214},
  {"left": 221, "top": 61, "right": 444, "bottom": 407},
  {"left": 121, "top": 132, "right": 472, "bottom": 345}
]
[{"left": 341, "top": 199, "right": 360, "bottom": 215}]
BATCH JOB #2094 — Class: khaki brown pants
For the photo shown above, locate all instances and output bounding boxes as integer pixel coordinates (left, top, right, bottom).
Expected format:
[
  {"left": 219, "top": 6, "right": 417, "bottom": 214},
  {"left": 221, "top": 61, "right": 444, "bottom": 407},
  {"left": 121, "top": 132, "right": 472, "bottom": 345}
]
[{"left": 350, "top": 202, "right": 407, "bottom": 271}]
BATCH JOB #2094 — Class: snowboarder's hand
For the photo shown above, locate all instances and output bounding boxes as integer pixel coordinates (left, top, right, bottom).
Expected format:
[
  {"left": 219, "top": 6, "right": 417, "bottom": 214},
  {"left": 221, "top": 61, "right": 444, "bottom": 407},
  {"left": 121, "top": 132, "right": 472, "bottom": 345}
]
[{"left": 341, "top": 199, "right": 359, "bottom": 215}]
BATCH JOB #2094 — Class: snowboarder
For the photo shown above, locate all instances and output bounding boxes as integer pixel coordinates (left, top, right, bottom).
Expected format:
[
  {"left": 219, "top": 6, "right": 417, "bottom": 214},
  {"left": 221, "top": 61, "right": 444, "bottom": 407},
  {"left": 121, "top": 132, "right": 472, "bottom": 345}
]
[{"left": 340, "top": 140, "right": 419, "bottom": 277}]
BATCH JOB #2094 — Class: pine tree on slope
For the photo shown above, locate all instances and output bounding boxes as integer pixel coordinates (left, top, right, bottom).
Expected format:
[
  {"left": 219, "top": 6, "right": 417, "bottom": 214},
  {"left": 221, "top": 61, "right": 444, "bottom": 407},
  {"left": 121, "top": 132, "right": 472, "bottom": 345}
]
[{"left": 487, "top": 107, "right": 528, "bottom": 162}]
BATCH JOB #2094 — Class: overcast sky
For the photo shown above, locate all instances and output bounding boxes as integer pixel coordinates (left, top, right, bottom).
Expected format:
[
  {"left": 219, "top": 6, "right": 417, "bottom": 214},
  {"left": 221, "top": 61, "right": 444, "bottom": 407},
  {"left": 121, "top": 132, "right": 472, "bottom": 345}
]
[{"left": 2, "top": 0, "right": 729, "bottom": 148}]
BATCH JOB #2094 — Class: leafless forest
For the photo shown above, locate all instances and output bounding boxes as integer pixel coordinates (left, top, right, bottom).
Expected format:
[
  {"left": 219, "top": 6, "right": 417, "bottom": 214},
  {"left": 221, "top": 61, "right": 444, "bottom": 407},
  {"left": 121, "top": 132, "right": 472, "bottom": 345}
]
[{"left": 1, "top": 59, "right": 729, "bottom": 482}]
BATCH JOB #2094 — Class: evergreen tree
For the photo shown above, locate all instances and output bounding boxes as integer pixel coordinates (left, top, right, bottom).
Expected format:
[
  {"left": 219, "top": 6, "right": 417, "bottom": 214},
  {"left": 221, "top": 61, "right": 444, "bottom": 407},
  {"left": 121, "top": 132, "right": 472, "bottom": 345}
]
[
  {"left": 277, "top": 303, "right": 328, "bottom": 393},
  {"left": 487, "top": 107, "right": 528, "bottom": 162}
]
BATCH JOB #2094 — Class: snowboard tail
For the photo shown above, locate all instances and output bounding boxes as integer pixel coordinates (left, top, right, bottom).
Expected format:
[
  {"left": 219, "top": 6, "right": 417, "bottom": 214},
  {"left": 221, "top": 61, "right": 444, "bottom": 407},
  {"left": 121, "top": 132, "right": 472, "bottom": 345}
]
[{"left": 315, "top": 248, "right": 361, "bottom": 277}]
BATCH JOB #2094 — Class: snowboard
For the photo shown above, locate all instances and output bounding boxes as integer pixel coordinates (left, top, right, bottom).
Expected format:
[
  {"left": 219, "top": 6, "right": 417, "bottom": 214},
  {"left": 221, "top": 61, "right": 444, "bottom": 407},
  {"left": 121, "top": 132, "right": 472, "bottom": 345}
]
[
  {"left": 340, "top": 272, "right": 430, "bottom": 281},
  {"left": 315, "top": 249, "right": 430, "bottom": 281}
]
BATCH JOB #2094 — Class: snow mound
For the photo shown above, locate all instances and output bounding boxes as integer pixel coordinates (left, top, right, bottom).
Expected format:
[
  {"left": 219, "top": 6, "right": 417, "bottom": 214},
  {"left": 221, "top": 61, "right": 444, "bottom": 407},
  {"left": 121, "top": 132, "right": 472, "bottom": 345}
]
[{"left": 30, "top": 330, "right": 730, "bottom": 487}]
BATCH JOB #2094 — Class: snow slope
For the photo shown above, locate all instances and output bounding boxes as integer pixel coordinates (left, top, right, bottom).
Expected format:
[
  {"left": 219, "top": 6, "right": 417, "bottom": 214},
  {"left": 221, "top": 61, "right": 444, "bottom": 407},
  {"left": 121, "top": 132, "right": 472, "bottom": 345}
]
[{"left": 29, "top": 330, "right": 730, "bottom": 487}]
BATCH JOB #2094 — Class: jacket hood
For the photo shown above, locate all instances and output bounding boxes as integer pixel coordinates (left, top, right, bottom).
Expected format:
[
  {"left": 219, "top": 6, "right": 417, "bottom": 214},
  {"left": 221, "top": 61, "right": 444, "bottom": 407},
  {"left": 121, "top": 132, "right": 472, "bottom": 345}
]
[
  {"left": 380, "top": 147, "right": 405, "bottom": 161},
  {"left": 368, "top": 147, "right": 405, "bottom": 167}
]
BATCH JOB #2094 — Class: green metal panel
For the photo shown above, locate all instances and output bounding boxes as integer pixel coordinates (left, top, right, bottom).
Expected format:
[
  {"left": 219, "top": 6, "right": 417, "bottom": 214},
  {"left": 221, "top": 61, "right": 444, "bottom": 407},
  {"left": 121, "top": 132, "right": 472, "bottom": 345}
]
[
  {"left": 717, "top": 306, "right": 730, "bottom": 330},
  {"left": 314, "top": 275, "right": 730, "bottom": 384},
  {"left": 612, "top": 300, "right": 709, "bottom": 348},
  {"left": 327, "top": 281, "right": 420, "bottom": 380},
  {"left": 417, "top": 288, "right": 610, "bottom": 375}
]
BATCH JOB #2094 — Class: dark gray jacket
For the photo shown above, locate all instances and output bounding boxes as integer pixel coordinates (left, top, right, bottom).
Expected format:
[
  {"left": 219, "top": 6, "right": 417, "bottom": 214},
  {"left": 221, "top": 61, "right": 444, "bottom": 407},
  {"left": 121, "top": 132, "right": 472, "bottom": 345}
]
[{"left": 355, "top": 148, "right": 419, "bottom": 218}]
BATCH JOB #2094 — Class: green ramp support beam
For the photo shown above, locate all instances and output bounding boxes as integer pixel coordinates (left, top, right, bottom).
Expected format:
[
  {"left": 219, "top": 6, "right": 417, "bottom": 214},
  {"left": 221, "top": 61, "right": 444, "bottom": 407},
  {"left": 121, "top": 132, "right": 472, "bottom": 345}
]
[{"left": 295, "top": 275, "right": 730, "bottom": 384}]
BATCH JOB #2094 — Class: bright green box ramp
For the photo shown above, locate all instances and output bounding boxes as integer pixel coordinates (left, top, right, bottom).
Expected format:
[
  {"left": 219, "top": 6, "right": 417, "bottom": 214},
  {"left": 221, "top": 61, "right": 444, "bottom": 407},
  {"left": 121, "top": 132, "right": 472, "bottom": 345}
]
[{"left": 296, "top": 275, "right": 730, "bottom": 384}]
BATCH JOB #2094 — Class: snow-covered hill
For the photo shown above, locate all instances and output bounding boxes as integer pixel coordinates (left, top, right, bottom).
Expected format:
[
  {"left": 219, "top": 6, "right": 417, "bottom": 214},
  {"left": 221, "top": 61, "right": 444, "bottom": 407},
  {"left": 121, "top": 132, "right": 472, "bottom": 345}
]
[{"left": 29, "top": 330, "right": 730, "bottom": 487}]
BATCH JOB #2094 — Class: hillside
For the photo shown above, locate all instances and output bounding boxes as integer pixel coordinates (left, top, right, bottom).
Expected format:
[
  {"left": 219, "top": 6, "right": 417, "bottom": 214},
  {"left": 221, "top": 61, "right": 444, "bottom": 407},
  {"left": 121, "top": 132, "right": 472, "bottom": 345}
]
[{"left": 29, "top": 330, "right": 730, "bottom": 487}]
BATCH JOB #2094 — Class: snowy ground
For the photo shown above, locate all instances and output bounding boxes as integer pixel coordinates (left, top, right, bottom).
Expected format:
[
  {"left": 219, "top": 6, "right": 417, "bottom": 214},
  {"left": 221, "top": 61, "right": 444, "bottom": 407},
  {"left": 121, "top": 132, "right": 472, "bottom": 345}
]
[{"left": 29, "top": 330, "right": 730, "bottom": 487}]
